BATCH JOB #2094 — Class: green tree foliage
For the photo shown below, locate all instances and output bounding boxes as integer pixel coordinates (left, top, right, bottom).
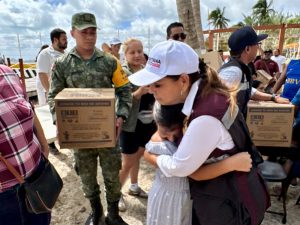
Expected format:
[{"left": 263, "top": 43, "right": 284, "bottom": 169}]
[
  {"left": 236, "top": 0, "right": 300, "bottom": 26},
  {"left": 208, "top": 7, "right": 230, "bottom": 29},
  {"left": 252, "top": 0, "right": 275, "bottom": 25}
]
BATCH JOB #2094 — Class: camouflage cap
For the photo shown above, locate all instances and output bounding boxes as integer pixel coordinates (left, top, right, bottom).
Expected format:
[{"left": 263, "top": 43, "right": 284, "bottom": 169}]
[{"left": 72, "top": 12, "right": 97, "bottom": 30}]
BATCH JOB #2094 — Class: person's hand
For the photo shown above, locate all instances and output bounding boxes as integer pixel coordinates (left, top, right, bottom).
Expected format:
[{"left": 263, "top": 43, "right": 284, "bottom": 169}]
[
  {"left": 144, "top": 150, "right": 158, "bottom": 167},
  {"left": 140, "top": 86, "right": 150, "bottom": 95},
  {"left": 229, "top": 152, "right": 252, "bottom": 172},
  {"left": 267, "top": 77, "right": 277, "bottom": 86},
  {"left": 116, "top": 117, "right": 124, "bottom": 142},
  {"left": 133, "top": 86, "right": 150, "bottom": 99},
  {"left": 274, "top": 96, "right": 290, "bottom": 104}
]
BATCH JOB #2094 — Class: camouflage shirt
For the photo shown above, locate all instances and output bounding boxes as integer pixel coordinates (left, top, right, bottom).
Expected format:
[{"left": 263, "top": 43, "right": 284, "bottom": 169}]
[{"left": 48, "top": 47, "right": 132, "bottom": 121}]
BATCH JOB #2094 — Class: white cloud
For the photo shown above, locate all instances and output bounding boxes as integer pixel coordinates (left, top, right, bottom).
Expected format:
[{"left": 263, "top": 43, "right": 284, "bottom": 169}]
[{"left": 0, "top": 0, "right": 299, "bottom": 61}]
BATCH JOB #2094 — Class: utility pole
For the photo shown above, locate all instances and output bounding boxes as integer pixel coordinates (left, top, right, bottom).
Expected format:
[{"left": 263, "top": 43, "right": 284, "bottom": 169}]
[
  {"left": 17, "top": 34, "right": 22, "bottom": 59},
  {"left": 208, "top": 8, "right": 210, "bottom": 31},
  {"left": 39, "top": 32, "right": 42, "bottom": 45},
  {"left": 148, "top": 26, "right": 150, "bottom": 54}
]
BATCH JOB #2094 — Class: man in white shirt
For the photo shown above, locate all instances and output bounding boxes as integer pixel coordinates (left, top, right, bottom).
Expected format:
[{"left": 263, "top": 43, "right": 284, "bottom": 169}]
[
  {"left": 36, "top": 28, "right": 67, "bottom": 106},
  {"left": 36, "top": 28, "right": 67, "bottom": 154},
  {"left": 271, "top": 48, "right": 286, "bottom": 74}
]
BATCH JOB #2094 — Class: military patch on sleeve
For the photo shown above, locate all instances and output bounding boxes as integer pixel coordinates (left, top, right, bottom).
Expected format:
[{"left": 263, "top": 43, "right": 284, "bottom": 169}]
[{"left": 112, "top": 61, "right": 129, "bottom": 87}]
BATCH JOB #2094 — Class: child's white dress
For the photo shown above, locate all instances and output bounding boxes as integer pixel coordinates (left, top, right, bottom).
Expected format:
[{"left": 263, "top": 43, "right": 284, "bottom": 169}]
[{"left": 146, "top": 140, "right": 192, "bottom": 225}]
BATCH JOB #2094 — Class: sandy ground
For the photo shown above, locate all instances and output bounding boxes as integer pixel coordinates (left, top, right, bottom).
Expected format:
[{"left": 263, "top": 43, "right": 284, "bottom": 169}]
[{"left": 49, "top": 147, "right": 300, "bottom": 225}]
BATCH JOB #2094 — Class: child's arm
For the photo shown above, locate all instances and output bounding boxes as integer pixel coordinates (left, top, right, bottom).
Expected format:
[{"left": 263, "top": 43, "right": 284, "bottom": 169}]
[
  {"left": 144, "top": 131, "right": 162, "bottom": 167},
  {"left": 144, "top": 151, "right": 158, "bottom": 167},
  {"left": 189, "top": 152, "right": 252, "bottom": 181}
]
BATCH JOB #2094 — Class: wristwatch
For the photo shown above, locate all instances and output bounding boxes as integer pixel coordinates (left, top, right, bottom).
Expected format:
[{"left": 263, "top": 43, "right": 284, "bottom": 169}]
[{"left": 271, "top": 93, "right": 276, "bottom": 102}]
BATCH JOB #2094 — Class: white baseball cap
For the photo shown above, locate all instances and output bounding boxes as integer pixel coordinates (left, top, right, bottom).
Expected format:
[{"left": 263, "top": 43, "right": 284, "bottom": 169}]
[
  {"left": 128, "top": 40, "right": 199, "bottom": 86},
  {"left": 109, "top": 37, "right": 122, "bottom": 46}
]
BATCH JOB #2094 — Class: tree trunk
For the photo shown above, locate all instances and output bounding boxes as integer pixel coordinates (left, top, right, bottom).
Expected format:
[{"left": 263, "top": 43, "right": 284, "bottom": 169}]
[
  {"left": 216, "top": 33, "right": 220, "bottom": 51},
  {"left": 191, "top": 0, "right": 205, "bottom": 52},
  {"left": 176, "top": 0, "right": 200, "bottom": 54}
]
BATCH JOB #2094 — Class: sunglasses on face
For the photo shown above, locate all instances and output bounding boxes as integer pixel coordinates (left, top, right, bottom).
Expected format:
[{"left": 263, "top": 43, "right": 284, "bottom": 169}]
[{"left": 171, "top": 33, "right": 187, "bottom": 41}]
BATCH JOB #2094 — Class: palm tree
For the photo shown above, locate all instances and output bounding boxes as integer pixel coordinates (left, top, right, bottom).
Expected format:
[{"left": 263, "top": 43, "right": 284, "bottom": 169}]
[
  {"left": 231, "top": 22, "right": 244, "bottom": 28},
  {"left": 243, "top": 14, "right": 256, "bottom": 26},
  {"left": 208, "top": 7, "right": 230, "bottom": 50},
  {"left": 270, "top": 11, "right": 289, "bottom": 25},
  {"left": 208, "top": 7, "right": 230, "bottom": 29},
  {"left": 252, "top": 0, "right": 275, "bottom": 25},
  {"left": 176, "top": 0, "right": 201, "bottom": 54},
  {"left": 192, "top": 0, "right": 205, "bottom": 51}
]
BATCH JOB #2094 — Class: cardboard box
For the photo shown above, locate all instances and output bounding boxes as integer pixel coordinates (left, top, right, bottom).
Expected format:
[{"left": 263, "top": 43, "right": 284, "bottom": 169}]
[
  {"left": 246, "top": 101, "right": 294, "bottom": 147},
  {"left": 256, "top": 70, "right": 273, "bottom": 85},
  {"left": 55, "top": 88, "right": 115, "bottom": 149},
  {"left": 202, "top": 51, "right": 223, "bottom": 71}
]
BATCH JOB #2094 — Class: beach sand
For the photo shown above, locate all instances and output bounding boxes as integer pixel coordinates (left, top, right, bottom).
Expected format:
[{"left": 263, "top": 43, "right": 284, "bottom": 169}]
[{"left": 49, "top": 147, "right": 300, "bottom": 225}]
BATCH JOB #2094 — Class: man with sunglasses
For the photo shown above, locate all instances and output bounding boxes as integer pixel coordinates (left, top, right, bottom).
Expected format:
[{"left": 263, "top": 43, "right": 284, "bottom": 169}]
[
  {"left": 219, "top": 26, "right": 289, "bottom": 118},
  {"left": 166, "top": 22, "right": 187, "bottom": 42}
]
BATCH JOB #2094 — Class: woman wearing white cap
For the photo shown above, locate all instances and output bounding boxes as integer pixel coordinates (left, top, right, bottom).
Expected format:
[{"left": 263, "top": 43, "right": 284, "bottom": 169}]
[{"left": 129, "top": 40, "right": 270, "bottom": 225}]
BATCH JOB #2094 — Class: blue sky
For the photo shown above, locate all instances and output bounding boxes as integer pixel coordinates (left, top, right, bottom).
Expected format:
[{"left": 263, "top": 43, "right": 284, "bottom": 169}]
[
  {"left": 0, "top": 0, "right": 299, "bottom": 61},
  {"left": 46, "top": 0, "right": 65, "bottom": 5}
]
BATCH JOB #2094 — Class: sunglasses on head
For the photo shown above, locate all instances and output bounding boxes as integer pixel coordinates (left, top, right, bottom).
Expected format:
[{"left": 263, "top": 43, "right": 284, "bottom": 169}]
[{"left": 171, "top": 33, "right": 187, "bottom": 41}]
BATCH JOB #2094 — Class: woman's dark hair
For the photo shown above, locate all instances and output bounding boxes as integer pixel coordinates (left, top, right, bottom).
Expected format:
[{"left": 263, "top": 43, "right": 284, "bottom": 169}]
[
  {"left": 35, "top": 44, "right": 49, "bottom": 62},
  {"left": 197, "top": 59, "right": 232, "bottom": 97},
  {"left": 166, "top": 59, "right": 233, "bottom": 97},
  {"left": 153, "top": 102, "right": 185, "bottom": 129},
  {"left": 197, "top": 58, "right": 238, "bottom": 114},
  {"left": 165, "top": 58, "right": 237, "bottom": 114}
]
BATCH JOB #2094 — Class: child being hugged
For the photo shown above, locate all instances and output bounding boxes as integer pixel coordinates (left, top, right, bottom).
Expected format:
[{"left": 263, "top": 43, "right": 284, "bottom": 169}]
[
  {"left": 146, "top": 102, "right": 191, "bottom": 225},
  {"left": 146, "top": 102, "right": 254, "bottom": 225}
]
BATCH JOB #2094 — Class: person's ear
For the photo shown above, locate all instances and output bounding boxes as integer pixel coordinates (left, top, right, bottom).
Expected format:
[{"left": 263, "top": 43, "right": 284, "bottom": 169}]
[
  {"left": 70, "top": 29, "right": 75, "bottom": 38},
  {"left": 180, "top": 73, "right": 190, "bottom": 92},
  {"left": 246, "top": 46, "right": 250, "bottom": 52}
]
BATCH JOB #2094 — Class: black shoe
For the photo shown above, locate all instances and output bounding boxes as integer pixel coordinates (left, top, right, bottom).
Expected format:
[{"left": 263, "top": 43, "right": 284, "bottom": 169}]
[
  {"left": 105, "top": 201, "right": 128, "bottom": 225},
  {"left": 105, "top": 216, "right": 128, "bottom": 225},
  {"left": 48, "top": 143, "right": 59, "bottom": 155},
  {"left": 85, "top": 214, "right": 105, "bottom": 225},
  {"left": 85, "top": 197, "right": 105, "bottom": 225}
]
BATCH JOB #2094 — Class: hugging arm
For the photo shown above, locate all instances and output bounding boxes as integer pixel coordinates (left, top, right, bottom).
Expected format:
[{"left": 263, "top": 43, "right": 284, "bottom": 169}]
[{"left": 189, "top": 152, "right": 252, "bottom": 181}]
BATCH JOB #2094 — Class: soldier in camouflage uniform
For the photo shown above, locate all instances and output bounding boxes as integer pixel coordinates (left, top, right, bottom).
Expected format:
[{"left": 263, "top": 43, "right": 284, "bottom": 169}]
[{"left": 48, "top": 12, "right": 132, "bottom": 225}]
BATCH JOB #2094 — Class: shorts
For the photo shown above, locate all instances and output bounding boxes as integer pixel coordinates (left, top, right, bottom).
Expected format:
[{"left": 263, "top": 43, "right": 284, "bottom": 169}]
[{"left": 120, "top": 119, "right": 156, "bottom": 154}]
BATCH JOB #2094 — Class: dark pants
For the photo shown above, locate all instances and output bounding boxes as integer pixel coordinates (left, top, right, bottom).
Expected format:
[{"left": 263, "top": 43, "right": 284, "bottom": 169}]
[
  {"left": 73, "top": 147, "right": 122, "bottom": 203},
  {"left": 293, "top": 122, "right": 300, "bottom": 147},
  {"left": 0, "top": 159, "right": 51, "bottom": 225}
]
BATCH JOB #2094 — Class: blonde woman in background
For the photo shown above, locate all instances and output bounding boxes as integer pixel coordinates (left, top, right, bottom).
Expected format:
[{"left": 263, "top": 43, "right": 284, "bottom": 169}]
[{"left": 118, "top": 38, "right": 156, "bottom": 211}]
